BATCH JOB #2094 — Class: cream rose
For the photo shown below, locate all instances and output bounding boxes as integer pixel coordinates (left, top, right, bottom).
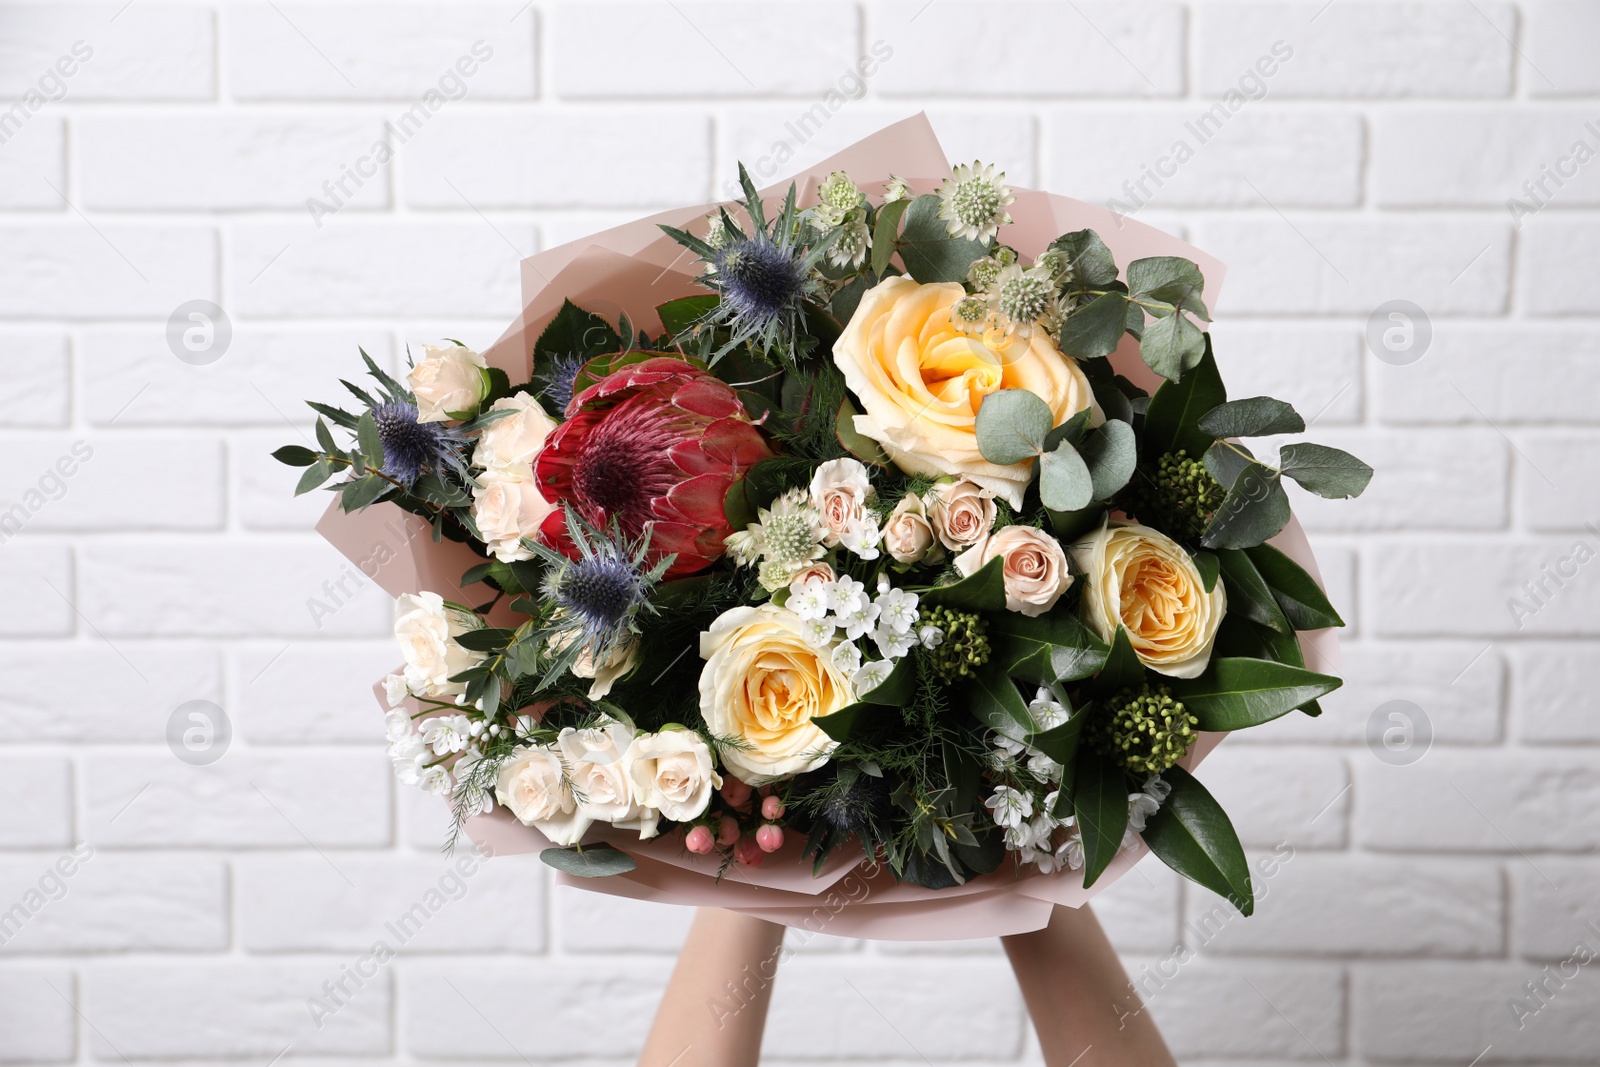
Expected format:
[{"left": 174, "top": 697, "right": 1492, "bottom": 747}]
[
  {"left": 883, "top": 493, "right": 940, "bottom": 564},
  {"left": 954, "top": 524, "right": 1073, "bottom": 617},
  {"left": 624, "top": 729, "right": 721, "bottom": 823},
  {"left": 926, "top": 480, "right": 997, "bottom": 552},
  {"left": 495, "top": 745, "right": 589, "bottom": 846},
  {"left": 809, "top": 457, "right": 876, "bottom": 547},
  {"left": 408, "top": 343, "right": 489, "bottom": 423},
  {"left": 833, "top": 276, "right": 1100, "bottom": 508},
  {"left": 786, "top": 561, "right": 836, "bottom": 594},
  {"left": 571, "top": 638, "right": 639, "bottom": 700},
  {"left": 393, "top": 591, "right": 487, "bottom": 697},
  {"left": 1071, "top": 521, "right": 1226, "bottom": 679},
  {"left": 698, "top": 604, "right": 853, "bottom": 781},
  {"left": 558, "top": 722, "right": 658, "bottom": 839},
  {"left": 472, "top": 391, "right": 556, "bottom": 473},
  {"left": 471, "top": 469, "right": 555, "bottom": 563}
]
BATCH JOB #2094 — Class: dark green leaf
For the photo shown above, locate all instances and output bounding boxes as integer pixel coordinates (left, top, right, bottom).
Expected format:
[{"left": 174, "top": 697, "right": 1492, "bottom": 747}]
[
  {"left": 1142, "top": 765, "right": 1252, "bottom": 915},
  {"left": 964, "top": 663, "right": 1035, "bottom": 735},
  {"left": 1047, "top": 502, "right": 1107, "bottom": 542},
  {"left": 1245, "top": 542, "right": 1345, "bottom": 630},
  {"left": 1139, "top": 306, "right": 1207, "bottom": 381},
  {"left": 1201, "top": 465, "right": 1292, "bottom": 550},
  {"left": 1169, "top": 657, "right": 1342, "bottom": 731},
  {"left": 1073, "top": 748, "right": 1130, "bottom": 888},
  {"left": 1198, "top": 397, "right": 1305, "bottom": 439},
  {"left": 656, "top": 295, "right": 719, "bottom": 337},
  {"left": 1278, "top": 442, "right": 1374, "bottom": 500},
  {"left": 897, "top": 194, "right": 990, "bottom": 284},
  {"left": 294, "top": 459, "right": 332, "bottom": 496},
  {"left": 836, "top": 397, "right": 890, "bottom": 466},
  {"left": 1093, "top": 626, "right": 1144, "bottom": 696},
  {"left": 1142, "top": 341, "right": 1225, "bottom": 460},
  {"left": 272, "top": 445, "right": 318, "bottom": 467},
  {"left": 1216, "top": 549, "right": 1291, "bottom": 634},
  {"left": 1203, "top": 439, "right": 1258, "bottom": 491},
  {"left": 1127, "top": 256, "right": 1209, "bottom": 321},
  {"left": 1039, "top": 441, "right": 1093, "bottom": 512},
  {"left": 454, "top": 627, "right": 516, "bottom": 652},
  {"left": 975, "top": 389, "right": 1053, "bottom": 465},
  {"left": 830, "top": 274, "right": 869, "bottom": 324},
  {"left": 356, "top": 411, "right": 384, "bottom": 469},
  {"left": 871, "top": 197, "right": 912, "bottom": 277},
  {"left": 1057, "top": 292, "right": 1128, "bottom": 360},
  {"left": 540, "top": 843, "right": 638, "bottom": 878},
  {"left": 1189, "top": 548, "right": 1220, "bottom": 593},
  {"left": 989, "top": 610, "right": 1109, "bottom": 685},
  {"left": 1078, "top": 419, "right": 1137, "bottom": 500},
  {"left": 921, "top": 555, "right": 1007, "bottom": 613},
  {"left": 723, "top": 479, "right": 756, "bottom": 533},
  {"left": 814, "top": 701, "right": 897, "bottom": 742},
  {"left": 1028, "top": 710, "right": 1085, "bottom": 769},
  {"left": 315, "top": 418, "right": 338, "bottom": 454},
  {"left": 338, "top": 474, "right": 387, "bottom": 511},
  {"left": 859, "top": 653, "right": 916, "bottom": 705}
]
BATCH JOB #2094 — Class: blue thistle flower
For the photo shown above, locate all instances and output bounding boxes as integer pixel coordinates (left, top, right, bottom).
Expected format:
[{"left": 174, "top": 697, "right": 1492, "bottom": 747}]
[
  {"left": 713, "top": 234, "right": 809, "bottom": 330},
  {"left": 371, "top": 401, "right": 459, "bottom": 486},
  {"left": 545, "top": 542, "right": 645, "bottom": 647},
  {"left": 538, "top": 351, "right": 585, "bottom": 415}
]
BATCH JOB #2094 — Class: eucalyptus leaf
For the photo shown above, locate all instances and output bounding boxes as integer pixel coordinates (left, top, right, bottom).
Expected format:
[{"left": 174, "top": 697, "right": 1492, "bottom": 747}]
[
  {"left": 1142, "top": 766, "right": 1253, "bottom": 915},
  {"left": 1079, "top": 419, "right": 1137, "bottom": 501},
  {"left": 454, "top": 627, "right": 517, "bottom": 652},
  {"left": 871, "top": 197, "right": 912, "bottom": 277},
  {"left": 1169, "top": 657, "right": 1342, "bottom": 731},
  {"left": 540, "top": 843, "right": 638, "bottom": 878},
  {"left": 1278, "top": 443, "right": 1374, "bottom": 499},
  {"left": 897, "top": 194, "right": 990, "bottom": 284},
  {"left": 1202, "top": 439, "right": 1258, "bottom": 491},
  {"left": 338, "top": 474, "right": 387, "bottom": 512},
  {"left": 315, "top": 418, "right": 338, "bottom": 454},
  {"left": 294, "top": 459, "right": 332, "bottom": 496},
  {"left": 1039, "top": 441, "right": 1094, "bottom": 512},
  {"left": 1042, "top": 407, "right": 1093, "bottom": 452},
  {"left": 1197, "top": 397, "right": 1305, "bottom": 439},
  {"left": 1057, "top": 291, "right": 1129, "bottom": 359},
  {"left": 1139, "top": 306, "right": 1207, "bottom": 381},
  {"left": 976, "top": 389, "right": 1053, "bottom": 465},
  {"left": 1050, "top": 229, "right": 1120, "bottom": 289},
  {"left": 1127, "top": 256, "right": 1210, "bottom": 321},
  {"left": 1201, "top": 465, "right": 1291, "bottom": 550}
]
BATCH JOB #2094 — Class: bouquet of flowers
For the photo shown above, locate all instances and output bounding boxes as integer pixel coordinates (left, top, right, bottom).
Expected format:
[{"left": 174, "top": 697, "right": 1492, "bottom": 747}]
[{"left": 280, "top": 119, "right": 1370, "bottom": 938}]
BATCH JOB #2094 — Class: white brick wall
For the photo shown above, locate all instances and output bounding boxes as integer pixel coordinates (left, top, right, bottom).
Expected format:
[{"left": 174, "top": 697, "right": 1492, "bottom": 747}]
[{"left": 0, "top": 1, "right": 1594, "bottom": 1063}]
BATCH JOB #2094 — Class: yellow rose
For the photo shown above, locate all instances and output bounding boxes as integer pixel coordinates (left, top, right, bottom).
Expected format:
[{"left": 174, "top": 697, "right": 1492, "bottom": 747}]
[
  {"left": 1071, "top": 521, "right": 1226, "bottom": 679},
  {"left": 697, "top": 605, "right": 852, "bottom": 781},
  {"left": 833, "top": 276, "right": 1099, "bottom": 509}
]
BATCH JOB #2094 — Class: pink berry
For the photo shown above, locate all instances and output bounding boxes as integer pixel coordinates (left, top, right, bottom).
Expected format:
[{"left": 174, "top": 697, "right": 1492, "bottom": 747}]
[
  {"left": 733, "top": 836, "right": 765, "bottom": 866},
  {"left": 685, "top": 825, "right": 715, "bottom": 855},
  {"left": 716, "top": 815, "right": 740, "bottom": 847},
  {"left": 756, "top": 823, "right": 784, "bottom": 853},
  {"left": 761, "top": 795, "right": 785, "bottom": 821},
  {"left": 720, "top": 777, "right": 753, "bottom": 809}
]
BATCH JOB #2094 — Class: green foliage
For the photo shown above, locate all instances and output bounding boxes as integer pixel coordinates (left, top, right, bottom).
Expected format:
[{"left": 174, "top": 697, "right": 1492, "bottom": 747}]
[
  {"left": 540, "top": 843, "right": 638, "bottom": 877},
  {"left": 1089, "top": 684, "right": 1199, "bottom": 776},
  {"left": 896, "top": 193, "right": 991, "bottom": 283},
  {"left": 1142, "top": 766, "right": 1253, "bottom": 915},
  {"left": 1073, "top": 746, "right": 1130, "bottom": 888},
  {"left": 1168, "top": 657, "right": 1343, "bottom": 731}
]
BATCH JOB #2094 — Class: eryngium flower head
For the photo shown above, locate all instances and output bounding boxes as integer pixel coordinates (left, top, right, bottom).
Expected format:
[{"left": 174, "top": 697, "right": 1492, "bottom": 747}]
[
  {"left": 537, "top": 351, "right": 585, "bottom": 415},
  {"left": 715, "top": 235, "right": 810, "bottom": 328},
  {"left": 543, "top": 539, "right": 645, "bottom": 649},
  {"left": 534, "top": 356, "right": 773, "bottom": 577},
  {"left": 371, "top": 400, "right": 460, "bottom": 486}
]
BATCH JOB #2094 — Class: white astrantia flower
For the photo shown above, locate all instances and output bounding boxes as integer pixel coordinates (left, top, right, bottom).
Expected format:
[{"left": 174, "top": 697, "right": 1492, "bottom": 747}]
[
  {"left": 420, "top": 714, "right": 472, "bottom": 756},
  {"left": 988, "top": 262, "right": 1058, "bottom": 339},
  {"left": 876, "top": 587, "right": 919, "bottom": 634},
  {"left": 871, "top": 622, "right": 916, "bottom": 660},
  {"left": 825, "top": 212, "right": 871, "bottom": 270},
  {"left": 384, "top": 710, "right": 413, "bottom": 743},
  {"left": 882, "top": 174, "right": 913, "bottom": 203},
  {"left": 851, "top": 658, "right": 893, "bottom": 694},
  {"left": 800, "top": 615, "right": 838, "bottom": 649},
  {"left": 937, "top": 161, "right": 1015, "bottom": 243},
  {"left": 828, "top": 574, "right": 868, "bottom": 615},
  {"left": 985, "top": 785, "right": 1033, "bottom": 830},
  {"left": 837, "top": 599, "right": 882, "bottom": 641},
  {"left": 788, "top": 577, "right": 833, "bottom": 621},
  {"left": 812, "top": 171, "right": 865, "bottom": 230},
  {"left": 384, "top": 674, "right": 410, "bottom": 708},
  {"left": 830, "top": 639, "right": 862, "bottom": 676}
]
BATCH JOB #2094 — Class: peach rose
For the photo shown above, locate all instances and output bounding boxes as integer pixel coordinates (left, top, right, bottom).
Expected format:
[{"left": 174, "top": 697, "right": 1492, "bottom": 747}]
[
  {"left": 954, "top": 524, "right": 1073, "bottom": 617},
  {"left": 926, "top": 480, "right": 997, "bottom": 552},
  {"left": 833, "top": 277, "right": 1099, "bottom": 508}
]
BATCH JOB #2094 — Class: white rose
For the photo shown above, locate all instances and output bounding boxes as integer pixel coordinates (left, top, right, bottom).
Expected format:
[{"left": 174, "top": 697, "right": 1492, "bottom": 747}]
[
  {"left": 495, "top": 745, "right": 590, "bottom": 846},
  {"left": 698, "top": 604, "right": 852, "bottom": 781},
  {"left": 882, "top": 493, "right": 941, "bottom": 564},
  {"left": 624, "top": 729, "right": 722, "bottom": 823},
  {"left": 471, "top": 469, "right": 555, "bottom": 563},
  {"left": 926, "top": 480, "right": 998, "bottom": 552},
  {"left": 954, "top": 524, "right": 1073, "bottom": 618},
  {"left": 393, "top": 591, "right": 487, "bottom": 697},
  {"left": 408, "top": 342, "right": 489, "bottom": 423},
  {"left": 1071, "top": 520, "right": 1226, "bottom": 679},
  {"left": 383, "top": 673, "right": 410, "bottom": 708},
  {"left": 558, "top": 722, "right": 659, "bottom": 839},
  {"left": 471, "top": 391, "right": 556, "bottom": 473},
  {"left": 570, "top": 638, "right": 639, "bottom": 700},
  {"left": 809, "top": 457, "right": 876, "bottom": 548}
]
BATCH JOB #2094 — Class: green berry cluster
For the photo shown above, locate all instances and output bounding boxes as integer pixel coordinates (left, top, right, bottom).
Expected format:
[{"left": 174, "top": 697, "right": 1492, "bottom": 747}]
[
  {"left": 921, "top": 606, "right": 991, "bottom": 683},
  {"left": 1092, "top": 684, "right": 1199, "bottom": 776},
  {"left": 1129, "top": 450, "right": 1226, "bottom": 542}
]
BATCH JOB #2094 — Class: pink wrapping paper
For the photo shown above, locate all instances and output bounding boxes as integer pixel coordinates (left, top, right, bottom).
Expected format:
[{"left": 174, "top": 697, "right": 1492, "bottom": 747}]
[{"left": 322, "top": 114, "right": 1340, "bottom": 940}]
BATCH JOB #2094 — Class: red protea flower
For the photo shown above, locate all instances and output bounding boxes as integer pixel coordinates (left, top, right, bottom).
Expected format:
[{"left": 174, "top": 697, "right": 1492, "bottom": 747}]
[{"left": 534, "top": 355, "right": 773, "bottom": 577}]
